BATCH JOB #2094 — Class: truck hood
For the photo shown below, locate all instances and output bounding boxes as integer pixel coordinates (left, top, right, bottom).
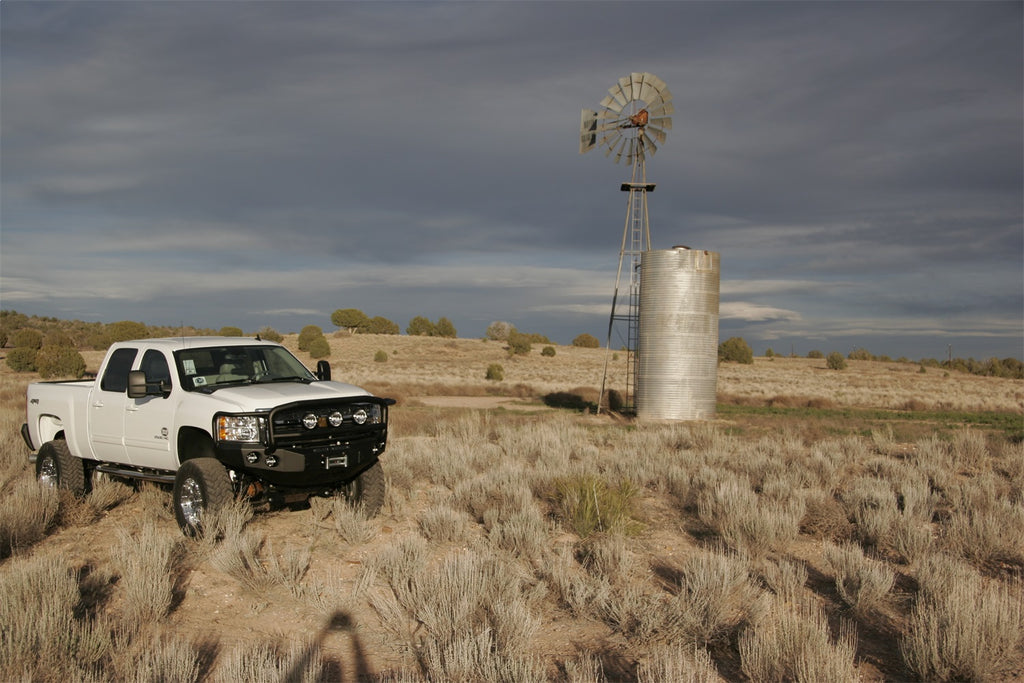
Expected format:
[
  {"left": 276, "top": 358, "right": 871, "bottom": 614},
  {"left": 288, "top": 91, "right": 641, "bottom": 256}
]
[{"left": 200, "top": 380, "right": 372, "bottom": 412}]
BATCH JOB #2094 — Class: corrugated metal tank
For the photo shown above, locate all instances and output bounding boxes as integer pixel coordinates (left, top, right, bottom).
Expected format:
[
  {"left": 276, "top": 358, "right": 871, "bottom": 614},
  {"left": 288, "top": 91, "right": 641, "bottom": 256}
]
[{"left": 637, "top": 247, "right": 720, "bottom": 420}]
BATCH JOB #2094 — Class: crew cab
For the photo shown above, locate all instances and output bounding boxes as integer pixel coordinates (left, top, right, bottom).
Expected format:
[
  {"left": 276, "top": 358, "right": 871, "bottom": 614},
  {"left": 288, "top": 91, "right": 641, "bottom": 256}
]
[{"left": 21, "top": 336, "right": 394, "bottom": 534}]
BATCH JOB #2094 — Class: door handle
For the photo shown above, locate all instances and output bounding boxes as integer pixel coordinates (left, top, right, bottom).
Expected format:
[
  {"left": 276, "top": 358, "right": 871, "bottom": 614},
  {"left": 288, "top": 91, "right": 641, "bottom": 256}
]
[
  {"left": 126, "top": 405, "right": 139, "bottom": 413},
  {"left": 92, "top": 401, "right": 104, "bottom": 408}
]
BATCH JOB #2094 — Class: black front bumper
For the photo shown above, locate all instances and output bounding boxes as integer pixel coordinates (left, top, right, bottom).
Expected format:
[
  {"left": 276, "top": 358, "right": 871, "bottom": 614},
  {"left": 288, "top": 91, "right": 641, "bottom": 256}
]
[
  {"left": 219, "top": 427, "right": 386, "bottom": 488},
  {"left": 216, "top": 396, "right": 393, "bottom": 489}
]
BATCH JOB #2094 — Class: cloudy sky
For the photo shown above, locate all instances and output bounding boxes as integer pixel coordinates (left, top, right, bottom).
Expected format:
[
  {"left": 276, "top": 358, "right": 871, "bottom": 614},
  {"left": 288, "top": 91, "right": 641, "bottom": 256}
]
[{"left": 2, "top": 1, "right": 1021, "bottom": 360}]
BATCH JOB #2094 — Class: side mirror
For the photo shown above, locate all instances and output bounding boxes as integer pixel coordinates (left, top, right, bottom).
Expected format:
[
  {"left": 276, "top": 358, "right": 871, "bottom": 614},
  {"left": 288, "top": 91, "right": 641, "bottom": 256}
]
[
  {"left": 127, "top": 371, "right": 170, "bottom": 398},
  {"left": 127, "top": 370, "right": 149, "bottom": 399},
  {"left": 316, "top": 360, "right": 331, "bottom": 381}
]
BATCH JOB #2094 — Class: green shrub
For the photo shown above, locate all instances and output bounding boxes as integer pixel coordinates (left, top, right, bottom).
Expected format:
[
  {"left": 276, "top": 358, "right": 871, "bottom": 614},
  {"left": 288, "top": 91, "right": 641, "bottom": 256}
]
[
  {"left": 541, "top": 346, "right": 556, "bottom": 357},
  {"left": 572, "top": 333, "right": 600, "bottom": 348},
  {"left": 331, "top": 308, "right": 369, "bottom": 332},
  {"left": 485, "top": 363, "right": 504, "bottom": 381},
  {"left": 36, "top": 346, "right": 86, "bottom": 379},
  {"left": 365, "top": 316, "right": 400, "bottom": 335},
  {"left": 218, "top": 326, "right": 243, "bottom": 337},
  {"left": 307, "top": 336, "right": 331, "bottom": 359},
  {"left": 435, "top": 317, "right": 457, "bottom": 338},
  {"left": 0, "top": 311, "right": 27, "bottom": 347},
  {"left": 87, "top": 332, "right": 112, "bottom": 350},
  {"left": 807, "top": 350, "right": 824, "bottom": 359},
  {"left": 297, "top": 325, "right": 323, "bottom": 351},
  {"left": 554, "top": 474, "right": 639, "bottom": 538},
  {"left": 6, "top": 347, "right": 37, "bottom": 372},
  {"left": 719, "top": 337, "right": 753, "bottom": 364},
  {"left": 507, "top": 330, "right": 532, "bottom": 356},
  {"left": 255, "top": 326, "right": 284, "bottom": 343},
  {"left": 43, "top": 330, "right": 74, "bottom": 348},
  {"left": 11, "top": 328, "right": 43, "bottom": 350},
  {"left": 406, "top": 316, "right": 435, "bottom": 336},
  {"left": 848, "top": 348, "right": 873, "bottom": 361},
  {"left": 827, "top": 352, "right": 847, "bottom": 370},
  {"left": 765, "top": 348, "right": 775, "bottom": 358},
  {"left": 105, "top": 320, "right": 149, "bottom": 343},
  {"left": 374, "top": 350, "right": 388, "bottom": 363}
]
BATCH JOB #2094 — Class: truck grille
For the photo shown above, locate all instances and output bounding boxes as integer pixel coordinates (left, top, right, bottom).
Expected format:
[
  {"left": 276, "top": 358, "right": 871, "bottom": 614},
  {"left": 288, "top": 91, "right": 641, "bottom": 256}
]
[{"left": 268, "top": 398, "right": 387, "bottom": 454}]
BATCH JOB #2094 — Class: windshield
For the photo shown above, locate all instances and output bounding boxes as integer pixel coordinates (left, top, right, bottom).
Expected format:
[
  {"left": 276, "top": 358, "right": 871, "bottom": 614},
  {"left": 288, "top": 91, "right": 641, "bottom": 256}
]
[{"left": 174, "top": 345, "right": 316, "bottom": 391}]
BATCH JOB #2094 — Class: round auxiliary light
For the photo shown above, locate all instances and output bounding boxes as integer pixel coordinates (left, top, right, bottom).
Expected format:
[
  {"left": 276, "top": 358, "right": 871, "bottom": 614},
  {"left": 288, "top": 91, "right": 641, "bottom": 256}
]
[
  {"left": 245, "top": 452, "right": 259, "bottom": 464},
  {"left": 328, "top": 411, "right": 344, "bottom": 427},
  {"left": 265, "top": 455, "right": 279, "bottom": 467},
  {"left": 352, "top": 408, "right": 368, "bottom": 425},
  {"left": 302, "top": 413, "right": 318, "bottom": 430}
]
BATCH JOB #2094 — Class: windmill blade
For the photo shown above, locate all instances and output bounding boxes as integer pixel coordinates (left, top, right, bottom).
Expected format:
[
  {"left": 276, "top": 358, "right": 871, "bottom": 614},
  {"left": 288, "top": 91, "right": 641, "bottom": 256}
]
[
  {"left": 649, "top": 116, "right": 673, "bottom": 131},
  {"left": 645, "top": 73, "right": 668, "bottom": 95},
  {"left": 637, "top": 73, "right": 658, "bottom": 106},
  {"left": 629, "top": 73, "right": 645, "bottom": 101},
  {"left": 642, "top": 131, "right": 659, "bottom": 156},
  {"left": 603, "top": 136, "right": 618, "bottom": 158},
  {"left": 647, "top": 101, "right": 675, "bottom": 117},
  {"left": 644, "top": 83, "right": 672, "bottom": 108},
  {"left": 608, "top": 83, "right": 629, "bottom": 110},
  {"left": 646, "top": 127, "right": 667, "bottom": 145},
  {"left": 599, "top": 93, "right": 624, "bottom": 113},
  {"left": 610, "top": 136, "right": 628, "bottom": 163},
  {"left": 596, "top": 109, "right": 620, "bottom": 120},
  {"left": 614, "top": 75, "right": 630, "bottom": 101},
  {"left": 599, "top": 129, "right": 623, "bottom": 153}
]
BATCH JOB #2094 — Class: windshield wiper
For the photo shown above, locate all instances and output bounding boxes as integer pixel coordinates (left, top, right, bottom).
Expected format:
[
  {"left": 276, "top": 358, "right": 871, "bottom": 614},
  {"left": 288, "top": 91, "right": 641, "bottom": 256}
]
[
  {"left": 205, "top": 378, "right": 254, "bottom": 392},
  {"left": 259, "top": 375, "right": 314, "bottom": 384}
]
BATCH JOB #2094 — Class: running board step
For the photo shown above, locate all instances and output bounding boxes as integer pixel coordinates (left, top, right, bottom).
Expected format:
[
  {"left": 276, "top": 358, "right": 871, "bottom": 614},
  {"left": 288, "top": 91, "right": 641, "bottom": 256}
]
[{"left": 94, "top": 464, "right": 176, "bottom": 485}]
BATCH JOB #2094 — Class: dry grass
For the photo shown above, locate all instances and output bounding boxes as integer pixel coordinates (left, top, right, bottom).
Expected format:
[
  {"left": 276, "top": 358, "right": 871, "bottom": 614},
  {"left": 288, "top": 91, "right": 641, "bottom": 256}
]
[
  {"left": 823, "top": 541, "right": 895, "bottom": 619},
  {"left": 740, "top": 597, "right": 861, "bottom": 682},
  {"left": 901, "top": 553, "right": 1024, "bottom": 680},
  {"left": 2, "top": 336, "right": 1022, "bottom": 680},
  {"left": 111, "top": 521, "right": 184, "bottom": 624}
]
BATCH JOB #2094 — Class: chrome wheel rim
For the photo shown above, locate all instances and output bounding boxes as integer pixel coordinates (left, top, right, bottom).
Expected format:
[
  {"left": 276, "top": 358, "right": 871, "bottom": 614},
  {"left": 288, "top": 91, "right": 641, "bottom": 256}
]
[
  {"left": 178, "top": 477, "right": 204, "bottom": 527},
  {"left": 38, "top": 455, "right": 58, "bottom": 487}
]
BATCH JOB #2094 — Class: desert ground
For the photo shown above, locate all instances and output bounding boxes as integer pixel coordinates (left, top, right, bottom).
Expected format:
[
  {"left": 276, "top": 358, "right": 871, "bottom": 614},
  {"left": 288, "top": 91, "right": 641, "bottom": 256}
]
[{"left": 1, "top": 332, "right": 1022, "bottom": 681}]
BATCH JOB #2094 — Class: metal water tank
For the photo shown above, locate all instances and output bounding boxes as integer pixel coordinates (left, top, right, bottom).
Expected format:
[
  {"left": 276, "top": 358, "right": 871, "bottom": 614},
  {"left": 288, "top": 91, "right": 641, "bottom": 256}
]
[{"left": 637, "top": 246, "right": 720, "bottom": 420}]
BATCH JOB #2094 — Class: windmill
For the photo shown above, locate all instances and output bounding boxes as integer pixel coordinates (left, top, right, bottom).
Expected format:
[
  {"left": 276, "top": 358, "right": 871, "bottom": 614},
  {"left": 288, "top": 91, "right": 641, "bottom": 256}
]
[{"left": 580, "top": 72, "right": 673, "bottom": 413}]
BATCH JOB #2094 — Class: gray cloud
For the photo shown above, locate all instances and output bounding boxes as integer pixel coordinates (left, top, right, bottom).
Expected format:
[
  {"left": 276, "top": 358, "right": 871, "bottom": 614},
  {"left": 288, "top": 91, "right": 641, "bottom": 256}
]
[{"left": 2, "top": 1, "right": 1020, "bottom": 359}]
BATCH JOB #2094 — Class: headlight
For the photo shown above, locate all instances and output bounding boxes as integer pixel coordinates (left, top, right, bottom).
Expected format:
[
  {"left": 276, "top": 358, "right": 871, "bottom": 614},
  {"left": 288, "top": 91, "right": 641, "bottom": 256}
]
[
  {"left": 358, "top": 404, "right": 383, "bottom": 424},
  {"left": 328, "top": 411, "right": 344, "bottom": 427},
  {"left": 217, "top": 415, "right": 262, "bottom": 443}
]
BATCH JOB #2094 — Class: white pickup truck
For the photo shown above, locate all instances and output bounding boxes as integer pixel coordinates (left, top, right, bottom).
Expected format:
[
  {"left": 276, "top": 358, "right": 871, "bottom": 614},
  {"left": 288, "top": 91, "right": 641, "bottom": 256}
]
[{"left": 21, "top": 336, "right": 395, "bottom": 535}]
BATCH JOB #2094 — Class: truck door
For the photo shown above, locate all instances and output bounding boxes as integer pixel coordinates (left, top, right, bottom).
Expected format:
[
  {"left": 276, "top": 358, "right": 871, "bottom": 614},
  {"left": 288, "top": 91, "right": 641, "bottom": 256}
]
[
  {"left": 88, "top": 347, "right": 137, "bottom": 463},
  {"left": 124, "top": 349, "right": 177, "bottom": 470}
]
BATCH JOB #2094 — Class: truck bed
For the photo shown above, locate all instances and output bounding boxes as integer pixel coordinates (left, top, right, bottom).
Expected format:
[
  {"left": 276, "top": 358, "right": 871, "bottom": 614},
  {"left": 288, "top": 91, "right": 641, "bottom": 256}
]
[{"left": 25, "top": 379, "right": 96, "bottom": 457}]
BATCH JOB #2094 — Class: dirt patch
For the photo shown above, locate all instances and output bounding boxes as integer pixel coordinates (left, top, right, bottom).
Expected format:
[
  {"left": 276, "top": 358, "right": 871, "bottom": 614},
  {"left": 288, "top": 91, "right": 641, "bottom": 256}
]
[{"left": 409, "top": 395, "right": 553, "bottom": 411}]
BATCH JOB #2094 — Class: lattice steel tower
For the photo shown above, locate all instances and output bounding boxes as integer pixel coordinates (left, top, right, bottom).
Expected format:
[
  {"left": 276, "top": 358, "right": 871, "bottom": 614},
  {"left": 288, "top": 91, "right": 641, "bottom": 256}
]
[{"left": 580, "top": 72, "right": 673, "bottom": 412}]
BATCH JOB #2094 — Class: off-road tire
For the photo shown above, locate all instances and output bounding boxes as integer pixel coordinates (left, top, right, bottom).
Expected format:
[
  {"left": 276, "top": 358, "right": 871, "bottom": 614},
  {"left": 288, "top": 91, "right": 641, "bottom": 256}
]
[
  {"left": 35, "top": 440, "right": 86, "bottom": 495},
  {"left": 173, "top": 458, "right": 233, "bottom": 536},
  {"left": 343, "top": 460, "right": 385, "bottom": 515}
]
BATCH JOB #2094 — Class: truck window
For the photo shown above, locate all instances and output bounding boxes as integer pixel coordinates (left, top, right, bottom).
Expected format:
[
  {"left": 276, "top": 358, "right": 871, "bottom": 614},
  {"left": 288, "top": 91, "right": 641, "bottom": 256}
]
[
  {"left": 100, "top": 348, "right": 138, "bottom": 393},
  {"left": 140, "top": 349, "right": 172, "bottom": 389}
]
